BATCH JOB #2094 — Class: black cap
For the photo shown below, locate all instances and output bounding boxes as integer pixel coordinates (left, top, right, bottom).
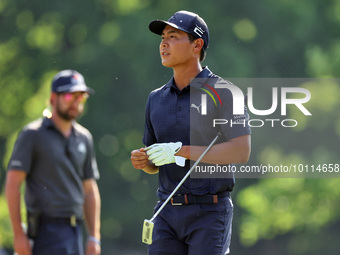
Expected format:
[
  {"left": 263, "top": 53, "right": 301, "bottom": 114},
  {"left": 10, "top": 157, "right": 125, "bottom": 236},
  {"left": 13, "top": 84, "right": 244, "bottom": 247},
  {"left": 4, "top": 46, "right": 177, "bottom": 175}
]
[
  {"left": 51, "top": 70, "right": 94, "bottom": 95},
  {"left": 149, "top": 10, "right": 209, "bottom": 50}
]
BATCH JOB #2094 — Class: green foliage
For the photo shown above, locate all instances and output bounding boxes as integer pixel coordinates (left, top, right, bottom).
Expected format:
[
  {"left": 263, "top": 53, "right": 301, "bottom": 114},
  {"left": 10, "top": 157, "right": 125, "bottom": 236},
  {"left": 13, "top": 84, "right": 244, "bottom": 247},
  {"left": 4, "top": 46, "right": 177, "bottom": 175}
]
[
  {"left": 0, "top": 195, "right": 12, "bottom": 248},
  {"left": 238, "top": 178, "right": 340, "bottom": 246}
]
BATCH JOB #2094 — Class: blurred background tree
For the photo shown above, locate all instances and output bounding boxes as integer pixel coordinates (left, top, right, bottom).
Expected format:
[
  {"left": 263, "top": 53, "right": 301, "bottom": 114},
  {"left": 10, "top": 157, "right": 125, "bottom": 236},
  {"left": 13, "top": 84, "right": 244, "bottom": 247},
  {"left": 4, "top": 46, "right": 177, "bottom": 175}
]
[{"left": 0, "top": 0, "right": 339, "bottom": 254}]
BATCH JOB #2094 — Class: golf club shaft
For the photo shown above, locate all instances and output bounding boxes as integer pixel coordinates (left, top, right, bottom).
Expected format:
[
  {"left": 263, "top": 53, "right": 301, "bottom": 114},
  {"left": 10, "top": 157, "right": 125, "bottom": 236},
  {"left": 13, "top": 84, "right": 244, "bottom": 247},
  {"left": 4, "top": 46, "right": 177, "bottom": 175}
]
[{"left": 150, "top": 132, "right": 221, "bottom": 222}]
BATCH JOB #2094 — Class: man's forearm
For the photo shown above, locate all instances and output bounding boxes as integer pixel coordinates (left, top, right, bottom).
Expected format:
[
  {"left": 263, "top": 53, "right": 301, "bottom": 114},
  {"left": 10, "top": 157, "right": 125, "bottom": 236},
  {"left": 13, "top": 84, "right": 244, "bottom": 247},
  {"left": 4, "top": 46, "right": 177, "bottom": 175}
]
[
  {"left": 84, "top": 181, "right": 101, "bottom": 239},
  {"left": 177, "top": 135, "right": 251, "bottom": 165},
  {"left": 5, "top": 171, "right": 26, "bottom": 236}
]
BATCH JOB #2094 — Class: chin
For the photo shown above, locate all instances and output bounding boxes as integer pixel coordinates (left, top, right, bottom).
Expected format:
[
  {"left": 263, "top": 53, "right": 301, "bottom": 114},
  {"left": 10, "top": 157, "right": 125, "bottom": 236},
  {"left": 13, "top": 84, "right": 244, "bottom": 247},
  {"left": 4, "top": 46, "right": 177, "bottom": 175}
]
[{"left": 161, "top": 61, "right": 173, "bottom": 68}]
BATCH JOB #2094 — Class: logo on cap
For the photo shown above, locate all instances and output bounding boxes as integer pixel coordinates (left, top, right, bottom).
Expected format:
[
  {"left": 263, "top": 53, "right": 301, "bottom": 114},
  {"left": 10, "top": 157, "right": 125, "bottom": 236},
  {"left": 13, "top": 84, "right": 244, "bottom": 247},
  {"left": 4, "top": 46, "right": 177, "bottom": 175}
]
[
  {"left": 193, "top": 25, "right": 205, "bottom": 38},
  {"left": 71, "top": 73, "right": 84, "bottom": 85}
]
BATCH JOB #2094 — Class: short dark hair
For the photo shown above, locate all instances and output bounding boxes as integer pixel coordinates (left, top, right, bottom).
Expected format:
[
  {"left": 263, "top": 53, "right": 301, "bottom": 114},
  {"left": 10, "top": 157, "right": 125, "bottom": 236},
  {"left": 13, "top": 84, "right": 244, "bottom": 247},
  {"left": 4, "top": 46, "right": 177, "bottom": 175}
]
[{"left": 188, "top": 33, "right": 207, "bottom": 62}]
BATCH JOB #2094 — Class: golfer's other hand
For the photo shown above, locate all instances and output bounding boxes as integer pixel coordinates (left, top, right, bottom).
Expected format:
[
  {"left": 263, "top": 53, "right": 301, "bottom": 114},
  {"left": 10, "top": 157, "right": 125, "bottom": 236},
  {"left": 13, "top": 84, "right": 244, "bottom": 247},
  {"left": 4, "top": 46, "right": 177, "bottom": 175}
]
[{"left": 131, "top": 148, "right": 149, "bottom": 169}]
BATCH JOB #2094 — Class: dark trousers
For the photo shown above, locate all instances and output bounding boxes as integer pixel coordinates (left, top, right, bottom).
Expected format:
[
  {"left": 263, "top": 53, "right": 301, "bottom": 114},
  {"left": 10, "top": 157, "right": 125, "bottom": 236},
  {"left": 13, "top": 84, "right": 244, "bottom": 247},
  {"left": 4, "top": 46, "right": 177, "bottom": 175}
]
[
  {"left": 148, "top": 197, "right": 234, "bottom": 255},
  {"left": 32, "top": 221, "right": 83, "bottom": 255}
]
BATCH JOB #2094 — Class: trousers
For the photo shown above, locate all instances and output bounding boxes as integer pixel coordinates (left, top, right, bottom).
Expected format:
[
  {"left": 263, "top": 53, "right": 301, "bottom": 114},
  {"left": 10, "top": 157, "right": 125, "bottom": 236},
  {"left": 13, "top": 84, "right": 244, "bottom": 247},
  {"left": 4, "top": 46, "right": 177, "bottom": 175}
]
[
  {"left": 32, "top": 220, "right": 83, "bottom": 255},
  {"left": 148, "top": 196, "right": 234, "bottom": 255}
]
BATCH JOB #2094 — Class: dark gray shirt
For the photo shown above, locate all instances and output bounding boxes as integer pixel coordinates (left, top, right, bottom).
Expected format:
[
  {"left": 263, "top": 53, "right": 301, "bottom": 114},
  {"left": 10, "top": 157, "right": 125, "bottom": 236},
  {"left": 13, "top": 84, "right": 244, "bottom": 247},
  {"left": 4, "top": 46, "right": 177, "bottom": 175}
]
[{"left": 8, "top": 117, "right": 99, "bottom": 218}]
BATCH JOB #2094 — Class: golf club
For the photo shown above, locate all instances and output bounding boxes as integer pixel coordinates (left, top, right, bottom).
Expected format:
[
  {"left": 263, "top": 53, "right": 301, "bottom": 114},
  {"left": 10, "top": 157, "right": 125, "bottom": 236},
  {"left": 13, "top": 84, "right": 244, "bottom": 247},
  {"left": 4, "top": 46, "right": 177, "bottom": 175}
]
[{"left": 142, "top": 132, "right": 221, "bottom": 244}]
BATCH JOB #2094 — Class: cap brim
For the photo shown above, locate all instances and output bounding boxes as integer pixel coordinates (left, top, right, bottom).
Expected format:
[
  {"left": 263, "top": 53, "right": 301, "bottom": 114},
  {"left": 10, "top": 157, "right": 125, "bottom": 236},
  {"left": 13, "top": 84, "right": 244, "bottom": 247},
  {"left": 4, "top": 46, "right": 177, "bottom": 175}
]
[
  {"left": 56, "top": 84, "right": 95, "bottom": 95},
  {"left": 149, "top": 20, "right": 191, "bottom": 35}
]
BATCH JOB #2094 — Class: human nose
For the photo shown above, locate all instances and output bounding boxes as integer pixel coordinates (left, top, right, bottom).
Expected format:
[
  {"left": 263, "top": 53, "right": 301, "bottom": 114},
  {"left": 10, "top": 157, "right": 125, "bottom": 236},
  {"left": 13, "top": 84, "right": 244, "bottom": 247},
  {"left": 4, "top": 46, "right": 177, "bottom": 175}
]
[{"left": 160, "top": 38, "right": 168, "bottom": 48}]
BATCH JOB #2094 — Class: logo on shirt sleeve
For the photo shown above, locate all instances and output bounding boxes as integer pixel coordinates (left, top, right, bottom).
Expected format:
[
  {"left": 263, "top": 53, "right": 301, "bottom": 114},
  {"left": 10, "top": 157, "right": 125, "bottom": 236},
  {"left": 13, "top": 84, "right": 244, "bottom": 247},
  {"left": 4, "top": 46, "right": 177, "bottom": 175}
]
[
  {"left": 11, "top": 160, "right": 23, "bottom": 167},
  {"left": 77, "top": 142, "right": 87, "bottom": 154}
]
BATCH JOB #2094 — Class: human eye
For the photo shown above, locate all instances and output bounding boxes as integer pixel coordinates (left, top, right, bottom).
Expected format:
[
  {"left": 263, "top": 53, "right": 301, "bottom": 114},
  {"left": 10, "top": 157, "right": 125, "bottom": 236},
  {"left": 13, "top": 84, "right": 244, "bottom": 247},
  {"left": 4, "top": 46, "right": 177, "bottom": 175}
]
[{"left": 63, "top": 93, "right": 74, "bottom": 101}]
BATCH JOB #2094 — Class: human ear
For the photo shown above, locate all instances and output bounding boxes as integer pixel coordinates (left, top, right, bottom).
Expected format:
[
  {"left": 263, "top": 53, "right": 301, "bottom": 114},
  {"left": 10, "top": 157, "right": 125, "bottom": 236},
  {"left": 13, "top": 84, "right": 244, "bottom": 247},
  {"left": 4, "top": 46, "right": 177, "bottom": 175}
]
[
  {"left": 50, "top": 93, "right": 57, "bottom": 105},
  {"left": 194, "top": 38, "right": 204, "bottom": 51}
]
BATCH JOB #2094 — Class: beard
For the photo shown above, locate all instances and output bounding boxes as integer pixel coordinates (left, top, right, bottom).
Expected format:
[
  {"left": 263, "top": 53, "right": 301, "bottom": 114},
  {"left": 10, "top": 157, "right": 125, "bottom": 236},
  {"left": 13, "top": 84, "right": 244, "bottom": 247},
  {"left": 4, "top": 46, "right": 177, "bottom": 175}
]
[{"left": 56, "top": 101, "right": 83, "bottom": 121}]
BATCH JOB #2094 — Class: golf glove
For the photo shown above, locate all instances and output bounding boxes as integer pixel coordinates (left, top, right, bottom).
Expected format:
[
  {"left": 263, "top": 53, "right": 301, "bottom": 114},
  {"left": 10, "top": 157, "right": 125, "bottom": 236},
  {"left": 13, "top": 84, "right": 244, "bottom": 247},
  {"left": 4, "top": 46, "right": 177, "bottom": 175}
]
[{"left": 145, "top": 142, "right": 186, "bottom": 167}]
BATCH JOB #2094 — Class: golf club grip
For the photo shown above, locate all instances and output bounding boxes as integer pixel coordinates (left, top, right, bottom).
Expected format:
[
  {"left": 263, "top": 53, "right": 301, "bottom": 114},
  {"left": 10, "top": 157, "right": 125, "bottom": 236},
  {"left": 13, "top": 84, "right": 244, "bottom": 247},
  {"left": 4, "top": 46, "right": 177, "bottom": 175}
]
[{"left": 150, "top": 132, "right": 221, "bottom": 221}]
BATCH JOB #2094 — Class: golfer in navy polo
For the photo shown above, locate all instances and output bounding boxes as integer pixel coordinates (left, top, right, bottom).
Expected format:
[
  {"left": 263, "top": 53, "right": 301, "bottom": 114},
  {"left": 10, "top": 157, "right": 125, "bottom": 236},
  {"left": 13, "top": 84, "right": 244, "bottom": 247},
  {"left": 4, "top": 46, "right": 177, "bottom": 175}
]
[{"left": 131, "top": 11, "right": 251, "bottom": 255}]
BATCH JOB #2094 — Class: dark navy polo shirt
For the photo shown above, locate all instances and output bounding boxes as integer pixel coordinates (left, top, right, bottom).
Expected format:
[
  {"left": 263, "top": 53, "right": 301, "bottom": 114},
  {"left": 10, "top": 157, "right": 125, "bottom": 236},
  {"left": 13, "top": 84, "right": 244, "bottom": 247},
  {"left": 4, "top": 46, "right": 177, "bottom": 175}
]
[
  {"left": 143, "top": 67, "right": 251, "bottom": 200},
  {"left": 8, "top": 117, "right": 99, "bottom": 218}
]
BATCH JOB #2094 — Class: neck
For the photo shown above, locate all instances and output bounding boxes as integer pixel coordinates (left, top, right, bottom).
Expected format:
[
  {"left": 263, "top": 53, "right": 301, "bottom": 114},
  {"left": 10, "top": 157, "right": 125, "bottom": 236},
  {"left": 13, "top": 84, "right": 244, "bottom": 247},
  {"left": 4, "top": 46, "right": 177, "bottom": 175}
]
[
  {"left": 173, "top": 62, "right": 203, "bottom": 90},
  {"left": 51, "top": 114, "right": 73, "bottom": 138}
]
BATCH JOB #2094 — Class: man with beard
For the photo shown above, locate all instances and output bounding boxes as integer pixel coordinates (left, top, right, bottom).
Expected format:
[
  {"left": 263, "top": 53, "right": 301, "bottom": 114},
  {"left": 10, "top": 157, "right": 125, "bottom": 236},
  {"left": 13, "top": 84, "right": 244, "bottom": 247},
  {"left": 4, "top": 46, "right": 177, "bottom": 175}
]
[{"left": 5, "top": 70, "right": 101, "bottom": 255}]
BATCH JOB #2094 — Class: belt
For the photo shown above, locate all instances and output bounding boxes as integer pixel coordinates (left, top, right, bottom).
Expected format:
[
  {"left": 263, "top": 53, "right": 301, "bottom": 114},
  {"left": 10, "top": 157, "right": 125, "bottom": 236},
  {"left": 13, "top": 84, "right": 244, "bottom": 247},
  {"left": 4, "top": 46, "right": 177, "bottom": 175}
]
[
  {"left": 169, "top": 192, "right": 230, "bottom": 206},
  {"left": 40, "top": 215, "right": 83, "bottom": 227}
]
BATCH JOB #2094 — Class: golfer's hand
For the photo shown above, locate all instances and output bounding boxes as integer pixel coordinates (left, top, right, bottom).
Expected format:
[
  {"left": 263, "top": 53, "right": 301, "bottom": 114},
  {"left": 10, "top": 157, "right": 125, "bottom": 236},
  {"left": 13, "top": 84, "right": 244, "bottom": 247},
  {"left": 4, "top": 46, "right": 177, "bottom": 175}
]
[
  {"left": 13, "top": 233, "right": 32, "bottom": 255},
  {"left": 131, "top": 148, "right": 149, "bottom": 169},
  {"left": 145, "top": 142, "right": 186, "bottom": 167},
  {"left": 86, "top": 240, "right": 101, "bottom": 255}
]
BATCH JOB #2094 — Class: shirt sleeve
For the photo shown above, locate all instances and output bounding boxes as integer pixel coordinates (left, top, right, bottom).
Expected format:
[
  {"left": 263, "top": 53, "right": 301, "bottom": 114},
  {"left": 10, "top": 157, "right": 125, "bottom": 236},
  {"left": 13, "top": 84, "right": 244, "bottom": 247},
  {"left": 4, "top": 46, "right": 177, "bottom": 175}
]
[
  {"left": 218, "top": 83, "right": 251, "bottom": 141},
  {"left": 7, "top": 129, "right": 35, "bottom": 173},
  {"left": 83, "top": 132, "right": 100, "bottom": 180},
  {"left": 142, "top": 93, "right": 157, "bottom": 146}
]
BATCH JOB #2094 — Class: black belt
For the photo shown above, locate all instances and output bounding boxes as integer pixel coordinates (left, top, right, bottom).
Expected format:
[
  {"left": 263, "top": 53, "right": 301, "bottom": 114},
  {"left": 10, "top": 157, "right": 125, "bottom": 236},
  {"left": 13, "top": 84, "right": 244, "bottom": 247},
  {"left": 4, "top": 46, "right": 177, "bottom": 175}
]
[
  {"left": 168, "top": 192, "right": 230, "bottom": 206},
  {"left": 40, "top": 215, "right": 83, "bottom": 227}
]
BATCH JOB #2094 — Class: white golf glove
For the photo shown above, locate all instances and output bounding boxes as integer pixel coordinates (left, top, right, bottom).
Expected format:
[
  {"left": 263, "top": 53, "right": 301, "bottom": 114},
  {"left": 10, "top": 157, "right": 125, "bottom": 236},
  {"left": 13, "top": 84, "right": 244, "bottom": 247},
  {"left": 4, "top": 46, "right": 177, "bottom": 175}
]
[{"left": 145, "top": 142, "right": 186, "bottom": 167}]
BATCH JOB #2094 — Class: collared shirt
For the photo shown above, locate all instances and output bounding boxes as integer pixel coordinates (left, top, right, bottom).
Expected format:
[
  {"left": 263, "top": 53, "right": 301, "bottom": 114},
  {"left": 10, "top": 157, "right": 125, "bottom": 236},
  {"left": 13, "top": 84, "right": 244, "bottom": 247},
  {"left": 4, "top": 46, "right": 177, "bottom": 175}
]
[
  {"left": 8, "top": 117, "right": 99, "bottom": 218},
  {"left": 143, "top": 67, "right": 251, "bottom": 200}
]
